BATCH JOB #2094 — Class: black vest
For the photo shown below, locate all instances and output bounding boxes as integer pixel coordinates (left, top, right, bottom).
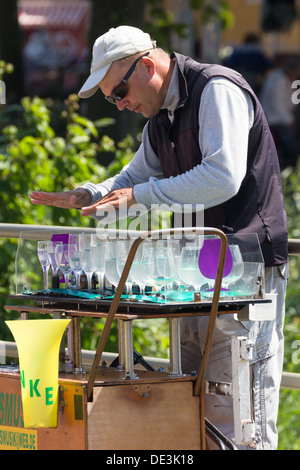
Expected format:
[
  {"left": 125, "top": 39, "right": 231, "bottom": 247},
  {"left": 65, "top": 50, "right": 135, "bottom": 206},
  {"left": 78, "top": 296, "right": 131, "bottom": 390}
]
[{"left": 148, "top": 53, "right": 288, "bottom": 267}]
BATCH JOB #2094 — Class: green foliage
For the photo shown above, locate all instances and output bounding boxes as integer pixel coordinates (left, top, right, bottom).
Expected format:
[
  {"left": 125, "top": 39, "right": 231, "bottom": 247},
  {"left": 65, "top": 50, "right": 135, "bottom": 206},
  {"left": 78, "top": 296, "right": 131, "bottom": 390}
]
[
  {"left": 80, "top": 317, "right": 169, "bottom": 359},
  {"left": 277, "top": 161, "right": 300, "bottom": 449},
  {"left": 0, "top": 92, "right": 132, "bottom": 337},
  {"left": 280, "top": 162, "right": 300, "bottom": 375},
  {"left": 0, "top": 60, "right": 14, "bottom": 80},
  {"left": 106, "top": 134, "right": 136, "bottom": 177},
  {"left": 0, "top": 87, "right": 169, "bottom": 358},
  {"left": 145, "top": 0, "right": 234, "bottom": 50},
  {"left": 278, "top": 389, "right": 300, "bottom": 450},
  {"left": 0, "top": 94, "right": 108, "bottom": 227},
  {"left": 189, "top": 0, "right": 234, "bottom": 30},
  {"left": 145, "top": 0, "right": 189, "bottom": 50}
]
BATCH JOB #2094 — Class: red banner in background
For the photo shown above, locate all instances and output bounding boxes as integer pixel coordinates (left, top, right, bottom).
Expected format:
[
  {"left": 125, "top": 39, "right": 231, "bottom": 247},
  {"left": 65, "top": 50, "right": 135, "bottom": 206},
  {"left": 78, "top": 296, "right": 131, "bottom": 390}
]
[{"left": 18, "top": 1, "right": 91, "bottom": 97}]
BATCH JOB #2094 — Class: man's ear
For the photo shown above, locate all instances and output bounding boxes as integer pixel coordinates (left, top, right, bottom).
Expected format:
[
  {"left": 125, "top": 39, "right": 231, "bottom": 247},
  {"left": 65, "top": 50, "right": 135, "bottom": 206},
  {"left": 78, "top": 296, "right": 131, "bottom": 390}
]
[{"left": 142, "top": 56, "right": 155, "bottom": 77}]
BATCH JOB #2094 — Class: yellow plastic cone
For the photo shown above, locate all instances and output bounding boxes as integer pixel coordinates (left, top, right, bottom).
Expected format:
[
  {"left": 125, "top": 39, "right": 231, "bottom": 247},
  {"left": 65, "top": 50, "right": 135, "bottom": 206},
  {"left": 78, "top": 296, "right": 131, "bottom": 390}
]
[{"left": 6, "top": 319, "right": 70, "bottom": 428}]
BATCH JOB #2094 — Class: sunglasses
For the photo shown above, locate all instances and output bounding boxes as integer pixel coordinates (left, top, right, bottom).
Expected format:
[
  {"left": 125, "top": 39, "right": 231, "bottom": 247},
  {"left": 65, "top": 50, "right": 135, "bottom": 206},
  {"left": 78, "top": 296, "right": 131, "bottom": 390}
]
[{"left": 105, "top": 52, "right": 150, "bottom": 105}]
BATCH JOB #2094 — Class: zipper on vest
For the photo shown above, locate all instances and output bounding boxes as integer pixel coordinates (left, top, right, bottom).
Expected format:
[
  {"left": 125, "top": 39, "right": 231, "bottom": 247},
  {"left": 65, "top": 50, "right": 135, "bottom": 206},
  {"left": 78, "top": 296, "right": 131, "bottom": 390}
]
[
  {"left": 222, "top": 225, "right": 234, "bottom": 232},
  {"left": 170, "top": 139, "right": 184, "bottom": 173}
]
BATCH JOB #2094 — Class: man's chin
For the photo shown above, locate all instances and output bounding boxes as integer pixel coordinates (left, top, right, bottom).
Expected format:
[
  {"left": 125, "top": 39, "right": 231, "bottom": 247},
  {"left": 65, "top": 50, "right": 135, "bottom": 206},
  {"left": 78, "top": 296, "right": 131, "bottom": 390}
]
[{"left": 141, "top": 108, "right": 158, "bottom": 119}]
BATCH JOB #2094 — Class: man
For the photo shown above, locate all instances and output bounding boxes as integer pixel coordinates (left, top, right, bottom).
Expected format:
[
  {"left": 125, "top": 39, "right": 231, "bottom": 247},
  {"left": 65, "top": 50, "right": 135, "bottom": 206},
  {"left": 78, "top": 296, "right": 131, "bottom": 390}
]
[
  {"left": 30, "top": 26, "right": 288, "bottom": 449},
  {"left": 225, "top": 32, "right": 273, "bottom": 95},
  {"left": 260, "top": 56, "right": 300, "bottom": 169}
]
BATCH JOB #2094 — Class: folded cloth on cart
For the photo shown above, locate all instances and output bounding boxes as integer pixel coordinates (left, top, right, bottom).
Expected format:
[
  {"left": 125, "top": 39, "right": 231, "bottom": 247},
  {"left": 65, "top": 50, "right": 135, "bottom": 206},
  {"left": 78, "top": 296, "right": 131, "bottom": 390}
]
[
  {"left": 21, "top": 288, "right": 157, "bottom": 302},
  {"left": 22, "top": 288, "right": 103, "bottom": 299},
  {"left": 21, "top": 288, "right": 195, "bottom": 303}
]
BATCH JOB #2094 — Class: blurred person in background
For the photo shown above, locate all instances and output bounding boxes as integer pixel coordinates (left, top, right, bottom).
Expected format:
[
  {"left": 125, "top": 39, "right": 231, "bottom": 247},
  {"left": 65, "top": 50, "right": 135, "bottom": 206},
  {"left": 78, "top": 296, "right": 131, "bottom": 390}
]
[
  {"left": 225, "top": 32, "right": 273, "bottom": 95},
  {"left": 260, "top": 56, "right": 300, "bottom": 169}
]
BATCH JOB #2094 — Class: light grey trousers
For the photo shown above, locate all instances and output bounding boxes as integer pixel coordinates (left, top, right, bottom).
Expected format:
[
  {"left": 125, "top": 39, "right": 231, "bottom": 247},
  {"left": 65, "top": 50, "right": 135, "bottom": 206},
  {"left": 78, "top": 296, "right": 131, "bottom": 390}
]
[{"left": 180, "top": 263, "right": 288, "bottom": 450}]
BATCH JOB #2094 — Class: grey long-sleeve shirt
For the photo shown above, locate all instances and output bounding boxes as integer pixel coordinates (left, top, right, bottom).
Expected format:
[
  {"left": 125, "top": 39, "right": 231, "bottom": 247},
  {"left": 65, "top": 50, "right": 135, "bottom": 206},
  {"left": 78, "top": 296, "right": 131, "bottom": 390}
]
[{"left": 80, "top": 63, "right": 254, "bottom": 212}]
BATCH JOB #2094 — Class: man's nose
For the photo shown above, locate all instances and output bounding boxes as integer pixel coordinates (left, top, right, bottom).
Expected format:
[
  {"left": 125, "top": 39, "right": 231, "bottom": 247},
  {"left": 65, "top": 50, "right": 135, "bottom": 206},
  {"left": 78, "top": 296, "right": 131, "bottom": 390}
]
[{"left": 116, "top": 99, "right": 127, "bottom": 111}]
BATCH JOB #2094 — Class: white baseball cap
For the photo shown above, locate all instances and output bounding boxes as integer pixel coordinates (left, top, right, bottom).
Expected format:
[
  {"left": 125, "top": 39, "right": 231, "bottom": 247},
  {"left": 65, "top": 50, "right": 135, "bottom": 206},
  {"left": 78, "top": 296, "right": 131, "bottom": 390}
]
[{"left": 78, "top": 26, "right": 156, "bottom": 99}]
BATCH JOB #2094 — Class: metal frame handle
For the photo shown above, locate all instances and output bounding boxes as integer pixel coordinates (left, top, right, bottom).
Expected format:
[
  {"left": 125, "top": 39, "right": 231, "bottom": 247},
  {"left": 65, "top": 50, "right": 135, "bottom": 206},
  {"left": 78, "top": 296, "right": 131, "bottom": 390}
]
[{"left": 86, "top": 227, "right": 228, "bottom": 402}]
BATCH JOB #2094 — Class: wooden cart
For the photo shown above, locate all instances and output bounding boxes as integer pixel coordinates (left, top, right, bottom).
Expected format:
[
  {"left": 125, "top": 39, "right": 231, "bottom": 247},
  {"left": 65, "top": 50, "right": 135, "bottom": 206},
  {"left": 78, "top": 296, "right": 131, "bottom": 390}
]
[{"left": 0, "top": 228, "right": 270, "bottom": 450}]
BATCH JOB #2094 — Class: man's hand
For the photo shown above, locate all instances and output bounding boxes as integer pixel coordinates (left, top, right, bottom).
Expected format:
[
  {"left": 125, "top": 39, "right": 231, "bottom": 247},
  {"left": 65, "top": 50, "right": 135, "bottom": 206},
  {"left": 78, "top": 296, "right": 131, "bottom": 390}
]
[
  {"left": 80, "top": 187, "right": 136, "bottom": 216},
  {"left": 30, "top": 188, "right": 92, "bottom": 209}
]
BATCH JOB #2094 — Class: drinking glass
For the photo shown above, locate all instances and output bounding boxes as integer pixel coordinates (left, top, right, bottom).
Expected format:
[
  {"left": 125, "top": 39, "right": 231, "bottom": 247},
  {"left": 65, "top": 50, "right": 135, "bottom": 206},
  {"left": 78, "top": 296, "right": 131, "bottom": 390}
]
[
  {"left": 55, "top": 244, "right": 72, "bottom": 288},
  {"left": 129, "top": 242, "right": 149, "bottom": 295},
  {"left": 104, "top": 240, "right": 121, "bottom": 290},
  {"left": 139, "top": 243, "right": 155, "bottom": 294},
  {"left": 178, "top": 246, "right": 207, "bottom": 294},
  {"left": 167, "top": 237, "right": 183, "bottom": 290},
  {"left": 91, "top": 234, "right": 108, "bottom": 294},
  {"left": 54, "top": 243, "right": 64, "bottom": 269},
  {"left": 68, "top": 243, "right": 82, "bottom": 290},
  {"left": 170, "top": 238, "right": 182, "bottom": 271},
  {"left": 79, "top": 234, "right": 94, "bottom": 292},
  {"left": 37, "top": 241, "right": 50, "bottom": 291},
  {"left": 222, "top": 245, "right": 244, "bottom": 290},
  {"left": 116, "top": 239, "right": 134, "bottom": 294},
  {"left": 197, "top": 237, "right": 230, "bottom": 292},
  {"left": 141, "top": 240, "right": 177, "bottom": 296},
  {"left": 47, "top": 241, "right": 63, "bottom": 276}
]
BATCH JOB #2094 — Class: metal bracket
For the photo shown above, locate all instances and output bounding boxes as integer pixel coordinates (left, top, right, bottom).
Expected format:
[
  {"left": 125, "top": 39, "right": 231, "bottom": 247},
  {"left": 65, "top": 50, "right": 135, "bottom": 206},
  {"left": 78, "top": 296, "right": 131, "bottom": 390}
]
[
  {"left": 237, "top": 293, "right": 277, "bottom": 321},
  {"left": 169, "top": 317, "right": 183, "bottom": 376},
  {"left": 231, "top": 336, "right": 256, "bottom": 447},
  {"left": 205, "top": 381, "right": 233, "bottom": 397},
  {"left": 122, "top": 320, "right": 138, "bottom": 380},
  {"left": 58, "top": 385, "right": 68, "bottom": 410},
  {"left": 205, "top": 336, "right": 256, "bottom": 447}
]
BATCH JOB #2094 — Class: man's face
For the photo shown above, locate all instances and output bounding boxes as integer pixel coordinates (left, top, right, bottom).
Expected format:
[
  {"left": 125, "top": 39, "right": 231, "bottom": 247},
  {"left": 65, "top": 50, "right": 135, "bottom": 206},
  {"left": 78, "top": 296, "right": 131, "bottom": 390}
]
[{"left": 99, "top": 54, "right": 164, "bottom": 118}]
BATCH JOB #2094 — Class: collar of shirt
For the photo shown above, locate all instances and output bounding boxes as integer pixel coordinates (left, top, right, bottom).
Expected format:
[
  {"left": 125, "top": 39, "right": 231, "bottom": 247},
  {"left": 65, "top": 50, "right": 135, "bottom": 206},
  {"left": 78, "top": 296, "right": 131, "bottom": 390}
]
[{"left": 161, "top": 62, "right": 180, "bottom": 118}]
